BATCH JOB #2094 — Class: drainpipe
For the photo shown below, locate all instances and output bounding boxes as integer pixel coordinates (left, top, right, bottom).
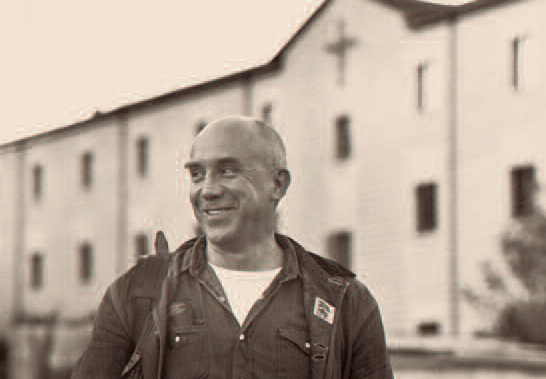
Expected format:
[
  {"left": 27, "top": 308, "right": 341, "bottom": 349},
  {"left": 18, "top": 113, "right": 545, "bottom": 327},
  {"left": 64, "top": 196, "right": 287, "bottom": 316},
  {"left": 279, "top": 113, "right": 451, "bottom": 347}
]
[
  {"left": 447, "top": 14, "right": 459, "bottom": 337},
  {"left": 117, "top": 110, "right": 129, "bottom": 275},
  {"left": 13, "top": 142, "right": 26, "bottom": 323}
]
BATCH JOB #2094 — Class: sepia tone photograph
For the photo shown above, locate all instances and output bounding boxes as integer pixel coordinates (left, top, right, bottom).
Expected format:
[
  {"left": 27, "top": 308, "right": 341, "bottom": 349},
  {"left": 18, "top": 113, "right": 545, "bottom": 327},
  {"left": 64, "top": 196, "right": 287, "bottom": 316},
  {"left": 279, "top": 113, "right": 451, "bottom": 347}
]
[{"left": 1, "top": 0, "right": 546, "bottom": 378}]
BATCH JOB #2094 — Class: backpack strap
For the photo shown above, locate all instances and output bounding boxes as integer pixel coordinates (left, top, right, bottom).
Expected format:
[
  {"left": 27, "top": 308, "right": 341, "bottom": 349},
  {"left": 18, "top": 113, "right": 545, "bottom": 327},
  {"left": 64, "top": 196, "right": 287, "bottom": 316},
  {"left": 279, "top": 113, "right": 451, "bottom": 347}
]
[{"left": 118, "top": 234, "right": 199, "bottom": 378}]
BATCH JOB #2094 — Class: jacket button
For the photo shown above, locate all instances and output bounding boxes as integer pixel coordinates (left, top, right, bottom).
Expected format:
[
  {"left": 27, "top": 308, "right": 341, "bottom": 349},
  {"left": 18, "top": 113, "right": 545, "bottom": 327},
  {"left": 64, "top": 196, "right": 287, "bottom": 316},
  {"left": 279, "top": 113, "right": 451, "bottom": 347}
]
[
  {"left": 239, "top": 334, "right": 245, "bottom": 341},
  {"left": 175, "top": 335, "right": 181, "bottom": 343}
]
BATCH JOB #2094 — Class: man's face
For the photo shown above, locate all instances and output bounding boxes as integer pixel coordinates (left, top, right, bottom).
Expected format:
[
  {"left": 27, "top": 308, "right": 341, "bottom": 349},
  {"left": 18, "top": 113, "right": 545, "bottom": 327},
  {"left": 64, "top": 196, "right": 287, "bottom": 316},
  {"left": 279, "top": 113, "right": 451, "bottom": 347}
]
[{"left": 185, "top": 123, "right": 274, "bottom": 248}]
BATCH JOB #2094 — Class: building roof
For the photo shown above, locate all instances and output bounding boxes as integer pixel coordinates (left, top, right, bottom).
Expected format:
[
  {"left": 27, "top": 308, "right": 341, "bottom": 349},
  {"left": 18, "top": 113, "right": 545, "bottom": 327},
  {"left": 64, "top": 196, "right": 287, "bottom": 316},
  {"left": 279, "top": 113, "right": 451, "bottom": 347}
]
[{"left": 0, "top": 0, "right": 528, "bottom": 149}]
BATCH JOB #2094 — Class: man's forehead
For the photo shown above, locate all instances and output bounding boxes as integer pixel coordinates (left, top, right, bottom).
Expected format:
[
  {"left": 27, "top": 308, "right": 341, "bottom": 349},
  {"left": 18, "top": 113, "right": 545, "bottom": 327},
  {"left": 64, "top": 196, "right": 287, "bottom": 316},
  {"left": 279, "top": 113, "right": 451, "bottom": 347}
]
[
  {"left": 190, "top": 124, "right": 261, "bottom": 159},
  {"left": 184, "top": 156, "right": 241, "bottom": 169}
]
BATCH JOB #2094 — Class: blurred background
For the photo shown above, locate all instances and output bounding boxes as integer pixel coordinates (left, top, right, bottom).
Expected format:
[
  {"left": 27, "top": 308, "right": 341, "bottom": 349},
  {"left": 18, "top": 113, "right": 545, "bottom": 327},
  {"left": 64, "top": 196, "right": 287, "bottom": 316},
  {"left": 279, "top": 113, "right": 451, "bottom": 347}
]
[{"left": 3, "top": 0, "right": 546, "bottom": 377}]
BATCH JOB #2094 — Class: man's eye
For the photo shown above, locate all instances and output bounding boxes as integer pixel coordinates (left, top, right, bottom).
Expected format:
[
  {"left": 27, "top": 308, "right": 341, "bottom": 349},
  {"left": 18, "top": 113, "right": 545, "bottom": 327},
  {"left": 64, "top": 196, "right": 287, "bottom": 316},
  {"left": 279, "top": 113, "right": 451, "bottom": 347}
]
[
  {"left": 220, "top": 166, "right": 236, "bottom": 176},
  {"left": 190, "top": 170, "right": 204, "bottom": 182}
]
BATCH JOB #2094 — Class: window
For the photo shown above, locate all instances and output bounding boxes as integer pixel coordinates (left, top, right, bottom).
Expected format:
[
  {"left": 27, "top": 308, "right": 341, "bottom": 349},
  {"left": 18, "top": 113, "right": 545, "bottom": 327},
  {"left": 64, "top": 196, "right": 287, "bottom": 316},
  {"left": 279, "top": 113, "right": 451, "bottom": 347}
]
[
  {"left": 33, "top": 164, "right": 43, "bottom": 200},
  {"left": 81, "top": 151, "right": 93, "bottom": 188},
  {"left": 261, "top": 103, "right": 273, "bottom": 124},
  {"left": 511, "top": 165, "right": 535, "bottom": 218},
  {"left": 416, "top": 62, "right": 427, "bottom": 110},
  {"left": 335, "top": 115, "right": 351, "bottom": 160},
  {"left": 195, "top": 121, "right": 207, "bottom": 136},
  {"left": 327, "top": 231, "right": 351, "bottom": 269},
  {"left": 416, "top": 183, "right": 438, "bottom": 233},
  {"left": 79, "top": 242, "right": 93, "bottom": 284},
  {"left": 136, "top": 137, "right": 149, "bottom": 176},
  {"left": 30, "top": 253, "right": 44, "bottom": 290},
  {"left": 512, "top": 37, "right": 524, "bottom": 91},
  {"left": 135, "top": 233, "right": 149, "bottom": 258}
]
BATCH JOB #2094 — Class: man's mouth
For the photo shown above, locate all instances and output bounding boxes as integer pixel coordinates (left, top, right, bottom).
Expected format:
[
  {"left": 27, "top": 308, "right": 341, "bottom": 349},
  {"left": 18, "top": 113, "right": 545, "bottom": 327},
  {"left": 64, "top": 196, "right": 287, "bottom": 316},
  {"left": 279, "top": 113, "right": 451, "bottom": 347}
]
[{"left": 203, "top": 208, "right": 234, "bottom": 216}]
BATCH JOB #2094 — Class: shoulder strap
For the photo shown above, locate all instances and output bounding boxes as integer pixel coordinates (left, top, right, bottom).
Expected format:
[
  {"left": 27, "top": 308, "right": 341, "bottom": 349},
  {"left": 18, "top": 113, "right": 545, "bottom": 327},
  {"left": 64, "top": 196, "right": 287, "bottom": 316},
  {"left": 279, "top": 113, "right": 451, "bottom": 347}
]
[{"left": 118, "top": 234, "right": 198, "bottom": 378}]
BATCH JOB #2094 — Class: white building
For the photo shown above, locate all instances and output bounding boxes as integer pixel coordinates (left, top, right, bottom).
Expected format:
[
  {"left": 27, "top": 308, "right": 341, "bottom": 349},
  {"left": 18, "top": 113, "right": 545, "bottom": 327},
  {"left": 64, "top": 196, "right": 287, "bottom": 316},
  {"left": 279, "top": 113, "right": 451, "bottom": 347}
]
[{"left": 1, "top": 0, "right": 543, "bottom": 339}]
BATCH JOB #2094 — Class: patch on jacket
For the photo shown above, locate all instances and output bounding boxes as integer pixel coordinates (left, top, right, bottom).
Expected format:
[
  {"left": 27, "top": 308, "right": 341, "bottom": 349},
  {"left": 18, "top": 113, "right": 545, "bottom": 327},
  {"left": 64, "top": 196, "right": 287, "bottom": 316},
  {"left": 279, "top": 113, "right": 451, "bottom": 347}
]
[{"left": 314, "top": 297, "right": 335, "bottom": 324}]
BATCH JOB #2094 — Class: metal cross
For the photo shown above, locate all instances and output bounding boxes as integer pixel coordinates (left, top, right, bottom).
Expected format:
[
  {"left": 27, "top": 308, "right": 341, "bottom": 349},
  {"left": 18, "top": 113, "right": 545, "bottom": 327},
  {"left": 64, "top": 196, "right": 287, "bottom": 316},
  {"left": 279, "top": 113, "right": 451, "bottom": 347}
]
[{"left": 324, "top": 20, "right": 358, "bottom": 86}]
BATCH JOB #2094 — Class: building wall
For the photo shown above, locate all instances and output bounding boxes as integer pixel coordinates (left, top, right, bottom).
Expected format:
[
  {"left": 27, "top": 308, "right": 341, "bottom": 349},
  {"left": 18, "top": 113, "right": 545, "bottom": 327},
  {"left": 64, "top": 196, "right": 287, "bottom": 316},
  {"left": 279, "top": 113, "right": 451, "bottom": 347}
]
[
  {"left": 0, "top": 147, "right": 18, "bottom": 331},
  {"left": 456, "top": 0, "right": 546, "bottom": 334},
  {"left": 22, "top": 118, "right": 122, "bottom": 318},
  {"left": 257, "top": 0, "right": 452, "bottom": 334}
]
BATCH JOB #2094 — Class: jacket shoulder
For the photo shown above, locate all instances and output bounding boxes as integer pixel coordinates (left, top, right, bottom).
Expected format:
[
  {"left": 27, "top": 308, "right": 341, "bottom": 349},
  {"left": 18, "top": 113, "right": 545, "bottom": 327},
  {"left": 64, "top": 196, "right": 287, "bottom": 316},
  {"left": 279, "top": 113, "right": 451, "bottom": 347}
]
[
  {"left": 306, "top": 251, "right": 356, "bottom": 278},
  {"left": 112, "top": 237, "right": 197, "bottom": 299}
]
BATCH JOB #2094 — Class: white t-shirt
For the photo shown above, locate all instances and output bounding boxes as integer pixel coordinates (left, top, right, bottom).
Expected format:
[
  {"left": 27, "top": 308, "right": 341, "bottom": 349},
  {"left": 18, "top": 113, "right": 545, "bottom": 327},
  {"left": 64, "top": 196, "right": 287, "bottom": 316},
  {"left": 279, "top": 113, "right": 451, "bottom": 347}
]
[{"left": 209, "top": 262, "right": 281, "bottom": 326}]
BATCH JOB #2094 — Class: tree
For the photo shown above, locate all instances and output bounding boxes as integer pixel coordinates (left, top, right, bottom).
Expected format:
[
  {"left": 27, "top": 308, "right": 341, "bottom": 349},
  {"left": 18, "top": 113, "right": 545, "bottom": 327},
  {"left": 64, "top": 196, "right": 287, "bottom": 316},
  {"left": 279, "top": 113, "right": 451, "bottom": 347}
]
[{"left": 462, "top": 210, "right": 546, "bottom": 343}]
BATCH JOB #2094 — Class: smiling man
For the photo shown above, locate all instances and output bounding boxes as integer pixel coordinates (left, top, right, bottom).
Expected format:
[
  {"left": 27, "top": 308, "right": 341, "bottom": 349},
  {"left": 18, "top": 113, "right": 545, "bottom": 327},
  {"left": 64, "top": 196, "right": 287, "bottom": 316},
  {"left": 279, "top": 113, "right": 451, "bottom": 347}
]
[{"left": 73, "top": 116, "right": 393, "bottom": 379}]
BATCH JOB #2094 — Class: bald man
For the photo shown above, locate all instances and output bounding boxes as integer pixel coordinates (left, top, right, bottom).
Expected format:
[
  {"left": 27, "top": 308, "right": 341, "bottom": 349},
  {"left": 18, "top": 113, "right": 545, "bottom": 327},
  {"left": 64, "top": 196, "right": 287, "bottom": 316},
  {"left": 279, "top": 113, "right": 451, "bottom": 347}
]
[{"left": 73, "top": 116, "right": 393, "bottom": 379}]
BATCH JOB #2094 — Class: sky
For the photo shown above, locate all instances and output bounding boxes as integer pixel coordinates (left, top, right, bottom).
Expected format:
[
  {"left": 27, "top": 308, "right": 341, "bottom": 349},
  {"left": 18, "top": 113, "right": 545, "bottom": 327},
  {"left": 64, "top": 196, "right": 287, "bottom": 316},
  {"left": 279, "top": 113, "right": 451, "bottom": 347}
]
[{"left": 0, "top": 0, "right": 470, "bottom": 145}]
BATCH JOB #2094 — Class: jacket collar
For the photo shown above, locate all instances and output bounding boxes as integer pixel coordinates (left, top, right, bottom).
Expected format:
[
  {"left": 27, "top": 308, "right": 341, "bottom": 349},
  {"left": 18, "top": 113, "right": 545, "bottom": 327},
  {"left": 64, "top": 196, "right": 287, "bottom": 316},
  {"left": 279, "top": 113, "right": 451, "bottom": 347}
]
[{"left": 178, "top": 234, "right": 300, "bottom": 282}]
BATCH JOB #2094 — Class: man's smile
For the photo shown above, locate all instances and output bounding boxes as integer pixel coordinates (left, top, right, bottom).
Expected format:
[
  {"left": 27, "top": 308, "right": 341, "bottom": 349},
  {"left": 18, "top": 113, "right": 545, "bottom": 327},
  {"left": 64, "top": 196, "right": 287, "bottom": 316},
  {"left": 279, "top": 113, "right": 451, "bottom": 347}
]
[{"left": 203, "top": 207, "right": 236, "bottom": 216}]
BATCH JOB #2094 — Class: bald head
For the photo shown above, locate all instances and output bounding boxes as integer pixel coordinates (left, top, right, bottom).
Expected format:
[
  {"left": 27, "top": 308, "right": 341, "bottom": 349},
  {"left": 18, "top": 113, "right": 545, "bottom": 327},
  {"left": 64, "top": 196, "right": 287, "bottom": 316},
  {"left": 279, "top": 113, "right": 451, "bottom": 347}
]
[{"left": 193, "top": 116, "right": 287, "bottom": 171}]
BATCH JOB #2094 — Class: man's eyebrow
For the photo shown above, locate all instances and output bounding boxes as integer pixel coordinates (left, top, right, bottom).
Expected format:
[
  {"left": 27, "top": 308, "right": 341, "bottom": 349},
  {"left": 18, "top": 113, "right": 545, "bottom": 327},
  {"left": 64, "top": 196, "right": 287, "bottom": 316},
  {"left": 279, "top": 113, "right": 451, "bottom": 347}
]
[
  {"left": 183, "top": 158, "right": 242, "bottom": 170},
  {"left": 183, "top": 161, "right": 200, "bottom": 170}
]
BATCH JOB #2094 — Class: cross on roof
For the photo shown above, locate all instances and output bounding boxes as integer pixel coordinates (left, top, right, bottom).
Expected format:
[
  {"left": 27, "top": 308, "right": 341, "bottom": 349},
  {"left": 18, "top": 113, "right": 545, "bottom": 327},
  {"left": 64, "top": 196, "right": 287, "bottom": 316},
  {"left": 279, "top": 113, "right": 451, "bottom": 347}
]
[{"left": 324, "top": 20, "right": 358, "bottom": 86}]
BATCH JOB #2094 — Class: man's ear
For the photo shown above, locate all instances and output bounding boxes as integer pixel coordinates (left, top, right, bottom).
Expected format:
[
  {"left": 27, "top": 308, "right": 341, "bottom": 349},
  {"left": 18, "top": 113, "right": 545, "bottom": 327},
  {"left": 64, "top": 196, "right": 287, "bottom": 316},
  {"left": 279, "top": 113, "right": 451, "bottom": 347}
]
[{"left": 271, "top": 169, "right": 291, "bottom": 201}]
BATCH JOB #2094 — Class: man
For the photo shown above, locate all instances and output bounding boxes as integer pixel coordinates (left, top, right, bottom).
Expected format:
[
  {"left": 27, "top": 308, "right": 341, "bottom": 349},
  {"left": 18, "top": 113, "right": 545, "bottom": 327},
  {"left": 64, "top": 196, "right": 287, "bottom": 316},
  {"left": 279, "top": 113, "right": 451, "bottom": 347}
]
[{"left": 73, "top": 115, "right": 393, "bottom": 379}]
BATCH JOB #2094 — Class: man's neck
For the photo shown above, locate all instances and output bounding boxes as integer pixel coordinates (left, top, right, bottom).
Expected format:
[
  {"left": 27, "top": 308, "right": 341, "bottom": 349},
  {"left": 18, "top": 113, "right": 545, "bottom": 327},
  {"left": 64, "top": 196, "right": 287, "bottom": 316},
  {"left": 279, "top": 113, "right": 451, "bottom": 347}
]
[{"left": 206, "top": 235, "right": 283, "bottom": 271}]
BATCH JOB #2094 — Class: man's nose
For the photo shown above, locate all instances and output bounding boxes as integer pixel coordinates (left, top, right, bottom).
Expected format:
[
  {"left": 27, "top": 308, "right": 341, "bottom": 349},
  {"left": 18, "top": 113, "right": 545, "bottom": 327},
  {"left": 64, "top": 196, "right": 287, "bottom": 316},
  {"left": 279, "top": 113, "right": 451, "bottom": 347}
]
[{"left": 201, "top": 173, "right": 223, "bottom": 199}]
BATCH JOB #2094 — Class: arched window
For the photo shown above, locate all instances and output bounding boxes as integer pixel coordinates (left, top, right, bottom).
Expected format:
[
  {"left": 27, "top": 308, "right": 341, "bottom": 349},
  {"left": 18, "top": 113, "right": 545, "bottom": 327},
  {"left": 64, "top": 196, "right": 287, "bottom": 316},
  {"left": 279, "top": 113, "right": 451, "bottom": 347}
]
[
  {"left": 335, "top": 115, "right": 351, "bottom": 160},
  {"left": 30, "top": 252, "right": 44, "bottom": 290},
  {"left": 33, "top": 164, "right": 43, "bottom": 200},
  {"left": 135, "top": 233, "right": 149, "bottom": 258},
  {"left": 79, "top": 242, "right": 93, "bottom": 284},
  {"left": 81, "top": 151, "right": 93, "bottom": 188},
  {"left": 136, "top": 137, "right": 149, "bottom": 176}
]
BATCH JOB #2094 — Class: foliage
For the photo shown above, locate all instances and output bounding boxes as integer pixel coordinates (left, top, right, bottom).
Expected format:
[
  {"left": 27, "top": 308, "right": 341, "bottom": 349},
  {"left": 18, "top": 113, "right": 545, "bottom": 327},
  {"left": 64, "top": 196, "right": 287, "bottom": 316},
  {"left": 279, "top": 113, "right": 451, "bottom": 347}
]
[{"left": 462, "top": 210, "right": 546, "bottom": 342}]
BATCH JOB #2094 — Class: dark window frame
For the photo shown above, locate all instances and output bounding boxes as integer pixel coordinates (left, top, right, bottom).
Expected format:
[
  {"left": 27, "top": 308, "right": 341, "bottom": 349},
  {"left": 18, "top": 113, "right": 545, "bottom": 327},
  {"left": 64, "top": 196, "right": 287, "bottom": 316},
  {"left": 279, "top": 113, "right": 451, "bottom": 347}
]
[
  {"left": 33, "top": 164, "right": 43, "bottom": 200},
  {"left": 417, "top": 62, "right": 427, "bottom": 110},
  {"left": 335, "top": 115, "right": 351, "bottom": 160},
  {"left": 79, "top": 242, "right": 93, "bottom": 284},
  {"left": 512, "top": 37, "right": 521, "bottom": 91},
  {"left": 136, "top": 137, "right": 149, "bottom": 177},
  {"left": 81, "top": 151, "right": 93, "bottom": 189},
  {"left": 135, "top": 233, "right": 149, "bottom": 258},
  {"left": 30, "top": 252, "right": 44, "bottom": 290},
  {"left": 327, "top": 231, "right": 352, "bottom": 270},
  {"left": 261, "top": 103, "right": 273, "bottom": 124},
  {"left": 416, "top": 182, "right": 438, "bottom": 233},
  {"left": 511, "top": 165, "right": 535, "bottom": 218}
]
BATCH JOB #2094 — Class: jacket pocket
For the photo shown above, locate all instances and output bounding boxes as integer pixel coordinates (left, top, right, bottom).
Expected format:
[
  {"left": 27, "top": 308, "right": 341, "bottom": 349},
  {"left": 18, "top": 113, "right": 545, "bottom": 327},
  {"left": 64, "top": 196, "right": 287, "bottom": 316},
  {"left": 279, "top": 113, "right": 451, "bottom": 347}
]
[
  {"left": 166, "top": 326, "right": 209, "bottom": 379},
  {"left": 278, "top": 328, "right": 311, "bottom": 379},
  {"left": 121, "top": 351, "right": 143, "bottom": 379}
]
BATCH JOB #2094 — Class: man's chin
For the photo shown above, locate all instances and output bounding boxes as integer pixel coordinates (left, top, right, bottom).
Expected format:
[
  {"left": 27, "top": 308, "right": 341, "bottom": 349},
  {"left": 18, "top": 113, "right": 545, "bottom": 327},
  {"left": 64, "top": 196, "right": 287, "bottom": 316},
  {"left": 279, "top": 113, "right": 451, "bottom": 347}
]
[{"left": 204, "top": 229, "right": 236, "bottom": 247}]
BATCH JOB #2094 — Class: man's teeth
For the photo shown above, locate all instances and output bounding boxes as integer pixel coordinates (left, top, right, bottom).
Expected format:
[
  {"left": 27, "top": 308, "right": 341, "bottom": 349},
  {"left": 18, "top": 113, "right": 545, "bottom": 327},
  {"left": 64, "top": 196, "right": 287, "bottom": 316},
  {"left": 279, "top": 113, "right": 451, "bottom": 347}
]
[{"left": 206, "top": 209, "right": 228, "bottom": 215}]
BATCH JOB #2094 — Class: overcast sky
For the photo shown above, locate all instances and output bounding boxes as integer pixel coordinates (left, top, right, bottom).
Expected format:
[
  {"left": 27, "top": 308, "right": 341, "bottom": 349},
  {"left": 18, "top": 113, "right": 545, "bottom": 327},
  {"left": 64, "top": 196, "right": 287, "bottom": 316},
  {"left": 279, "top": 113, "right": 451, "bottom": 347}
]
[{"left": 0, "top": 0, "right": 469, "bottom": 144}]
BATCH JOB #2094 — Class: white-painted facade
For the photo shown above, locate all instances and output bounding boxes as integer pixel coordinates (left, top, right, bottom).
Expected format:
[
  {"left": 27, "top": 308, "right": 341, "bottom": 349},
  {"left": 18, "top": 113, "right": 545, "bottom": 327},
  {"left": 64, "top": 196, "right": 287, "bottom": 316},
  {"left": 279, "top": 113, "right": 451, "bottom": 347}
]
[{"left": 0, "top": 0, "right": 541, "bottom": 339}]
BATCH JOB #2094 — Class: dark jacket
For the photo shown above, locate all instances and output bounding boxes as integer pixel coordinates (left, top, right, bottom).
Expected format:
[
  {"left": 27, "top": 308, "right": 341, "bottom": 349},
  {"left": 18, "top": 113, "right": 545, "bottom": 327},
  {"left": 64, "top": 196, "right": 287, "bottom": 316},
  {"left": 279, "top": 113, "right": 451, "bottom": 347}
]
[{"left": 72, "top": 235, "right": 393, "bottom": 379}]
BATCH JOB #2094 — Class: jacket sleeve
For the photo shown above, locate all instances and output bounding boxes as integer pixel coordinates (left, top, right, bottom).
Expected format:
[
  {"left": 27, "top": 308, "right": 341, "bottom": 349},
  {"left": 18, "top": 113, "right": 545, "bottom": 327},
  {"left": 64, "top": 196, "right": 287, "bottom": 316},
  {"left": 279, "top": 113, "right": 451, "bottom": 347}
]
[
  {"left": 347, "top": 281, "right": 394, "bottom": 379},
  {"left": 71, "top": 282, "right": 134, "bottom": 378}
]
